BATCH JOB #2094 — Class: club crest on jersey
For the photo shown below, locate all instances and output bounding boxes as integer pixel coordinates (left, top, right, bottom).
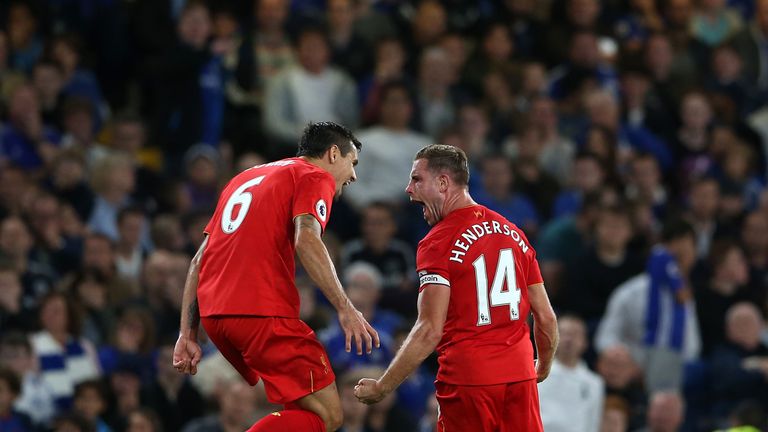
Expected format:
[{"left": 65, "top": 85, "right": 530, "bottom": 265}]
[{"left": 316, "top": 199, "right": 327, "bottom": 222}]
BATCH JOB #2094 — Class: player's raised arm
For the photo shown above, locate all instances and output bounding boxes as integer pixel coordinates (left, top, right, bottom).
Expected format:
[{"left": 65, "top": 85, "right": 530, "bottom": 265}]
[
  {"left": 294, "top": 214, "right": 380, "bottom": 355},
  {"left": 529, "top": 282, "right": 559, "bottom": 382},
  {"left": 355, "top": 283, "right": 450, "bottom": 404},
  {"left": 173, "top": 235, "right": 208, "bottom": 376}
]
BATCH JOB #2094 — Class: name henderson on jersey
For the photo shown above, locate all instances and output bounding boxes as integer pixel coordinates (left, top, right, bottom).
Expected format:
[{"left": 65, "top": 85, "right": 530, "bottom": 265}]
[{"left": 447, "top": 220, "right": 530, "bottom": 264}]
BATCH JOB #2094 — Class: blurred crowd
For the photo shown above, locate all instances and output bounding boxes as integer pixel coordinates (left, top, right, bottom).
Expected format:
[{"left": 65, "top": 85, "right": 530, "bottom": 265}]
[{"left": 0, "top": 0, "right": 768, "bottom": 431}]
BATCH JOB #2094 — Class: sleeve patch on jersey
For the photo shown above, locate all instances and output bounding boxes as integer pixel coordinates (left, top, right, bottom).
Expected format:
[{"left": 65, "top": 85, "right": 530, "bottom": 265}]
[
  {"left": 316, "top": 199, "right": 328, "bottom": 222},
  {"left": 419, "top": 273, "right": 450, "bottom": 288}
]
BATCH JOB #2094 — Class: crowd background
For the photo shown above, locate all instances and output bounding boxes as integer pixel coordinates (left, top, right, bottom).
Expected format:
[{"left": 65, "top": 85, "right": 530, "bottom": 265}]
[{"left": 0, "top": 0, "right": 768, "bottom": 430}]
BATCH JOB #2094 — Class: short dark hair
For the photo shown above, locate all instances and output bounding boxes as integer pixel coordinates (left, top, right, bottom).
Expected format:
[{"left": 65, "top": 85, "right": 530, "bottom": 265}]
[
  {"left": 74, "top": 379, "right": 107, "bottom": 401},
  {"left": 0, "top": 367, "right": 21, "bottom": 395},
  {"left": 296, "top": 122, "right": 361, "bottom": 158},
  {"left": 661, "top": 218, "right": 695, "bottom": 243},
  {"left": 414, "top": 144, "right": 470, "bottom": 186},
  {"left": 117, "top": 205, "right": 145, "bottom": 226}
]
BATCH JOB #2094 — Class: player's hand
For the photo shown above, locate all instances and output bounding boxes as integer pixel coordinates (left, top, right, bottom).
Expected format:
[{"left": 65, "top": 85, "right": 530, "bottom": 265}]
[
  {"left": 535, "top": 359, "right": 552, "bottom": 383},
  {"left": 354, "top": 378, "right": 387, "bottom": 404},
  {"left": 338, "top": 303, "right": 380, "bottom": 355},
  {"left": 173, "top": 335, "right": 202, "bottom": 375}
]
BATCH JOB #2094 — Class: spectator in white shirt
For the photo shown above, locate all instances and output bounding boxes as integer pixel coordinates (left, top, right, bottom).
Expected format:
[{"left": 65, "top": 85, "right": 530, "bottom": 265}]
[
  {"left": 263, "top": 27, "right": 358, "bottom": 158},
  {"left": 539, "top": 315, "right": 605, "bottom": 432},
  {"left": 344, "top": 81, "right": 431, "bottom": 209}
]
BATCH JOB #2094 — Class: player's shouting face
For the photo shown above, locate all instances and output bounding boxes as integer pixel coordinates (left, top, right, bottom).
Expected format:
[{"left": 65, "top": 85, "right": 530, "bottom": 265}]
[
  {"left": 406, "top": 158, "right": 445, "bottom": 226},
  {"left": 327, "top": 142, "right": 359, "bottom": 198}
]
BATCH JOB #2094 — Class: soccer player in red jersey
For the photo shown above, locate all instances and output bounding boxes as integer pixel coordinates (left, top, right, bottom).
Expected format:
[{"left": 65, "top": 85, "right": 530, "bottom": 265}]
[
  {"left": 354, "top": 144, "right": 559, "bottom": 431},
  {"left": 173, "top": 122, "right": 380, "bottom": 432}
]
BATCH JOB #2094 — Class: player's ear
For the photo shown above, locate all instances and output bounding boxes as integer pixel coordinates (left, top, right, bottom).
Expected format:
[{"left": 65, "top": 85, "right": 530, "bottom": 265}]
[{"left": 328, "top": 144, "right": 339, "bottom": 163}]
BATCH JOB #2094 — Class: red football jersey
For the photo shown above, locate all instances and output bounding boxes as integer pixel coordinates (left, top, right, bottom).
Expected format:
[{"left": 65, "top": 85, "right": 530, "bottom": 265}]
[
  {"left": 198, "top": 158, "right": 335, "bottom": 318},
  {"left": 417, "top": 205, "right": 543, "bottom": 385}
]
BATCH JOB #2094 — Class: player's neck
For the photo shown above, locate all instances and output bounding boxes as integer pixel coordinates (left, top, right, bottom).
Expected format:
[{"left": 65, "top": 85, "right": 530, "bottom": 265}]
[{"left": 443, "top": 189, "right": 476, "bottom": 217}]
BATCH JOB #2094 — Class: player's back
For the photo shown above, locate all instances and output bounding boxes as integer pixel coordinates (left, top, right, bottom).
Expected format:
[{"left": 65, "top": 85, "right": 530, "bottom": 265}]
[
  {"left": 417, "top": 205, "right": 542, "bottom": 385},
  {"left": 197, "top": 158, "right": 335, "bottom": 319}
]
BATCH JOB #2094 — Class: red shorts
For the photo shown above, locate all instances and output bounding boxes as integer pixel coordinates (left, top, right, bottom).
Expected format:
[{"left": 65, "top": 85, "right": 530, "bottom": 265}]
[
  {"left": 201, "top": 316, "right": 336, "bottom": 405},
  {"left": 435, "top": 379, "right": 542, "bottom": 432}
]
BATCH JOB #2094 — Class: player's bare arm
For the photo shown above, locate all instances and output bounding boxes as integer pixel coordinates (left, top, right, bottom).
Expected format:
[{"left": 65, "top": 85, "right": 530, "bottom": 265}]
[
  {"left": 354, "top": 284, "right": 450, "bottom": 404},
  {"left": 529, "top": 282, "right": 559, "bottom": 382},
  {"left": 173, "top": 235, "right": 208, "bottom": 376},
  {"left": 294, "top": 214, "right": 380, "bottom": 355}
]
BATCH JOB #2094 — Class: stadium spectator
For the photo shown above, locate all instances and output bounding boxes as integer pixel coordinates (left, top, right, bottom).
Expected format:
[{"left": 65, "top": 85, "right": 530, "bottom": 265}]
[
  {"left": 31, "top": 292, "right": 100, "bottom": 411},
  {"left": 72, "top": 380, "right": 112, "bottom": 432},
  {"left": 563, "top": 204, "right": 644, "bottom": 326},
  {"left": 345, "top": 82, "right": 431, "bottom": 209},
  {"left": 538, "top": 315, "right": 604, "bottom": 432},
  {"left": 709, "top": 302, "right": 768, "bottom": 419},
  {"left": 0, "top": 331, "right": 56, "bottom": 427},
  {"left": 320, "top": 262, "right": 400, "bottom": 371},
  {"left": 264, "top": 28, "right": 358, "bottom": 156}
]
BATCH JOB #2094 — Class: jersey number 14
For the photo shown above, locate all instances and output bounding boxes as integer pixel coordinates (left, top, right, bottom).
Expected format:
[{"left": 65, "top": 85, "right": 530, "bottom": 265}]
[{"left": 472, "top": 249, "right": 521, "bottom": 326}]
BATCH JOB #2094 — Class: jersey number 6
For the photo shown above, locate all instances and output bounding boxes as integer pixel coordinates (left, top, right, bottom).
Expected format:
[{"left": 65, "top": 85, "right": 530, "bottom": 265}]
[
  {"left": 472, "top": 249, "right": 521, "bottom": 326},
  {"left": 221, "top": 176, "right": 265, "bottom": 234}
]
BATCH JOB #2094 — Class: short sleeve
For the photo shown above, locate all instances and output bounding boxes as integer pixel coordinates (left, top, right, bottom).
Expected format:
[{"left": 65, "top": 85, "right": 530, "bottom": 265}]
[
  {"left": 204, "top": 215, "right": 215, "bottom": 235},
  {"left": 526, "top": 249, "right": 544, "bottom": 286},
  {"left": 416, "top": 237, "right": 451, "bottom": 292},
  {"left": 292, "top": 171, "right": 336, "bottom": 231}
]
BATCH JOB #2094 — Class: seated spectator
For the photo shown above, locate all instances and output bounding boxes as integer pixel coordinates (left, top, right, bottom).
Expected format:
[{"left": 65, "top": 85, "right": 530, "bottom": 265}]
[
  {"left": 26, "top": 192, "right": 83, "bottom": 276},
  {"left": 0, "top": 261, "right": 33, "bottom": 332},
  {"left": 337, "top": 367, "right": 376, "bottom": 432},
  {"left": 536, "top": 191, "right": 603, "bottom": 302},
  {"left": 320, "top": 262, "right": 400, "bottom": 372},
  {"left": 415, "top": 47, "right": 458, "bottom": 138},
  {"left": 625, "top": 153, "right": 669, "bottom": 221},
  {"left": 598, "top": 220, "right": 700, "bottom": 392},
  {"left": 601, "top": 395, "right": 630, "bottom": 432},
  {"left": 140, "top": 342, "right": 205, "bottom": 432},
  {"left": 640, "top": 390, "right": 685, "bottom": 432},
  {"left": 551, "top": 152, "right": 606, "bottom": 219},
  {"left": 0, "top": 84, "right": 61, "bottom": 171},
  {"left": 473, "top": 153, "right": 539, "bottom": 236},
  {"left": 81, "top": 233, "right": 136, "bottom": 304},
  {"left": 695, "top": 241, "right": 756, "bottom": 354},
  {"left": 0, "top": 331, "right": 56, "bottom": 427},
  {"left": 30, "top": 292, "right": 100, "bottom": 412},
  {"left": 47, "top": 150, "right": 95, "bottom": 222},
  {"left": 181, "top": 145, "right": 222, "bottom": 213},
  {"left": 563, "top": 204, "right": 644, "bottom": 327},
  {"left": 104, "top": 358, "right": 142, "bottom": 430},
  {"left": 710, "top": 302, "right": 768, "bottom": 420},
  {"left": 87, "top": 153, "right": 139, "bottom": 243},
  {"left": 125, "top": 408, "right": 163, "bottom": 432},
  {"left": 97, "top": 306, "right": 155, "bottom": 380},
  {"left": 596, "top": 346, "right": 646, "bottom": 430},
  {"left": 60, "top": 97, "right": 110, "bottom": 168},
  {"left": 340, "top": 202, "right": 416, "bottom": 315},
  {"left": 264, "top": 27, "right": 358, "bottom": 157},
  {"left": 0, "top": 215, "right": 57, "bottom": 311},
  {"left": 731, "top": 0, "right": 768, "bottom": 94},
  {"left": 504, "top": 96, "right": 576, "bottom": 187},
  {"left": 548, "top": 32, "right": 619, "bottom": 102},
  {"left": 685, "top": 177, "right": 728, "bottom": 259},
  {"left": 715, "top": 400, "right": 768, "bottom": 432},
  {"left": 5, "top": 3, "right": 44, "bottom": 75},
  {"left": 49, "top": 33, "right": 108, "bottom": 126},
  {"left": 0, "top": 367, "right": 33, "bottom": 431},
  {"left": 181, "top": 380, "right": 263, "bottom": 432},
  {"left": 359, "top": 38, "right": 410, "bottom": 126},
  {"left": 345, "top": 81, "right": 431, "bottom": 209},
  {"left": 538, "top": 315, "right": 604, "bottom": 432},
  {"left": 32, "top": 60, "right": 66, "bottom": 129},
  {"left": 297, "top": 277, "right": 332, "bottom": 332},
  {"left": 115, "top": 207, "right": 147, "bottom": 283},
  {"left": 72, "top": 380, "right": 112, "bottom": 432},
  {"left": 65, "top": 270, "right": 114, "bottom": 346}
]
